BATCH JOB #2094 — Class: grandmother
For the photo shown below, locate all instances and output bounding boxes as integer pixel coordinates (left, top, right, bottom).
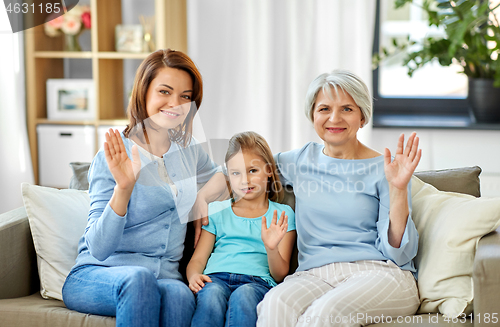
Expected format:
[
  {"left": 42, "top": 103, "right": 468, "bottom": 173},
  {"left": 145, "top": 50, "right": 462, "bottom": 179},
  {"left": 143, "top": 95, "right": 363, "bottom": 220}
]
[{"left": 256, "top": 70, "right": 422, "bottom": 327}]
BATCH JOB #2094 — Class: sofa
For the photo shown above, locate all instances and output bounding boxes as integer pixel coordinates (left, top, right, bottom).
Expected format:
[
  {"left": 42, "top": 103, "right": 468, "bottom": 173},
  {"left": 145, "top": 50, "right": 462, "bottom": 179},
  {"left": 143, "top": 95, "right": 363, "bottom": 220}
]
[{"left": 1, "top": 166, "right": 499, "bottom": 327}]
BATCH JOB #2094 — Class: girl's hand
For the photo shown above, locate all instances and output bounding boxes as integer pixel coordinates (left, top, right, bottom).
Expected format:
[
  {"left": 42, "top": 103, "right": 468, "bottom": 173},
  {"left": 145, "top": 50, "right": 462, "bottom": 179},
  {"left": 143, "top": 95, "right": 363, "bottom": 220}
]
[
  {"left": 384, "top": 132, "right": 422, "bottom": 191},
  {"left": 188, "top": 273, "right": 212, "bottom": 293},
  {"left": 192, "top": 195, "right": 209, "bottom": 248},
  {"left": 261, "top": 210, "right": 288, "bottom": 251},
  {"left": 104, "top": 129, "right": 141, "bottom": 191}
]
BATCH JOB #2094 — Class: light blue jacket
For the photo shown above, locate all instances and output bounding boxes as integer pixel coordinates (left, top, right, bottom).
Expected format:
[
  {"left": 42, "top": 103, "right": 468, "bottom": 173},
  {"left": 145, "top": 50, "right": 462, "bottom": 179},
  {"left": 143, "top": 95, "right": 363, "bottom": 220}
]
[
  {"left": 275, "top": 142, "right": 418, "bottom": 277},
  {"left": 73, "top": 134, "right": 220, "bottom": 281}
]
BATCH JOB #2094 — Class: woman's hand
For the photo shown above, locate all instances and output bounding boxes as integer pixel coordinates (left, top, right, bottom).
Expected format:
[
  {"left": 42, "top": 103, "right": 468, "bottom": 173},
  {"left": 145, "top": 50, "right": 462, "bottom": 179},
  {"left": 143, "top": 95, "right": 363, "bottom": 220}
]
[
  {"left": 104, "top": 128, "right": 141, "bottom": 192},
  {"left": 261, "top": 210, "right": 288, "bottom": 251},
  {"left": 192, "top": 194, "right": 209, "bottom": 248},
  {"left": 192, "top": 173, "right": 230, "bottom": 247},
  {"left": 384, "top": 132, "right": 422, "bottom": 191},
  {"left": 188, "top": 273, "right": 212, "bottom": 293}
]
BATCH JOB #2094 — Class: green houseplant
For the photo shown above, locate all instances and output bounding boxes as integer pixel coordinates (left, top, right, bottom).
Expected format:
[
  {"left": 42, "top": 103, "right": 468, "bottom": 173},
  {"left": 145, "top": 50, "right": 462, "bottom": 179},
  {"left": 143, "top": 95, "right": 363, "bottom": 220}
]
[{"left": 374, "top": 0, "right": 500, "bottom": 122}]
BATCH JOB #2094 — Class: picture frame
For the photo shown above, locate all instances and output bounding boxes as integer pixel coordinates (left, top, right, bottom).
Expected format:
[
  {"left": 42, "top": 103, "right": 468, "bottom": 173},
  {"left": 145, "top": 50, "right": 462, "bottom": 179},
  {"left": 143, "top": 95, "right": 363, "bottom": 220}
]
[
  {"left": 46, "top": 79, "right": 96, "bottom": 121},
  {"left": 115, "top": 24, "right": 144, "bottom": 53}
]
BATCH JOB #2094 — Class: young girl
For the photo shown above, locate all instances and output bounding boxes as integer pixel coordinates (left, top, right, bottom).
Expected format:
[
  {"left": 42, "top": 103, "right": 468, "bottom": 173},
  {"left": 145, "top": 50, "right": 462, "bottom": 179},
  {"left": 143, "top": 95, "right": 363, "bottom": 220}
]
[{"left": 187, "top": 131, "right": 296, "bottom": 327}]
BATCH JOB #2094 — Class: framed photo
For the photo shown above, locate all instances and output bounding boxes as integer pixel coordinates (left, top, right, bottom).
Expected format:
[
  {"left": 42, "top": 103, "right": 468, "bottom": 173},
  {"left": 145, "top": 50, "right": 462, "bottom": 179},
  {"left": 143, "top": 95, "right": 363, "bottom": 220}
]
[
  {"left": 46, "top": 79, "right": 95, "bottom": 121},
  {"left": 115, "top": 24, "right": 144, "bottom": 53}
]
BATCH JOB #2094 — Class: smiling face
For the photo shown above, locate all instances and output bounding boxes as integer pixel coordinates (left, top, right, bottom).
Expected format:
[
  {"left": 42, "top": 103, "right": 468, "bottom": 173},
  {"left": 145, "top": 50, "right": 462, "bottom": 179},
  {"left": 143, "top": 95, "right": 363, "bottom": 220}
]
[
  {"left": 145, "top": 66, "right": 193, "bottom": 129},
  {"left": 313, "top": 87, "right": 365, "bottom": 149},
  {"left": 226, "top": 150, "right": 272, "bottom": 203}
]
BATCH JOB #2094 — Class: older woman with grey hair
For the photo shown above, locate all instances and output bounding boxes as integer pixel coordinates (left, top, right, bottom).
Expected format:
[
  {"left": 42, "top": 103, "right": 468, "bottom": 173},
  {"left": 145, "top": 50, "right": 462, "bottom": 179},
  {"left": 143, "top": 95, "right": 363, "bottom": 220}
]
[{"left": 255, "top": 70, "right": 422, "bottom": 327}]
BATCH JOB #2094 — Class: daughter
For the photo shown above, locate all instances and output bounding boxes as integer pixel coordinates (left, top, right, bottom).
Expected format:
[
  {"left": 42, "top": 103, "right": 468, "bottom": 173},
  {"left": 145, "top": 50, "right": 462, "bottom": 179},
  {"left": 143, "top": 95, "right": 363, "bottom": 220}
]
[{"left": 187, "top": 131, "right": 296, "bottom": 327}]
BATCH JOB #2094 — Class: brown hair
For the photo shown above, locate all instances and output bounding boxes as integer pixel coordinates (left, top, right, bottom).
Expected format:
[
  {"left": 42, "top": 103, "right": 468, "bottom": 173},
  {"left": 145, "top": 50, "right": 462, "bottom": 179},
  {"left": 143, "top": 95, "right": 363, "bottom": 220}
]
[
  {"left": 225, "top": 131, "right": 284, "bottom": 203},
  {"left": 123, "top": 49, "right": 203, "bottom": 147}
]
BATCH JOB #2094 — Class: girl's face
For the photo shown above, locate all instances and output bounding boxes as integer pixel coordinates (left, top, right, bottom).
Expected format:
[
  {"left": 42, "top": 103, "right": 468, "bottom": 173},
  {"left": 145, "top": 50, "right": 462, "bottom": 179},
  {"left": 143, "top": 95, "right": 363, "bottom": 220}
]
[
  {"left": 312, "top": 87, "right": 364, "bottom": 148},
  {"left": 226, "top": 150, "right": 272, "bottom": 202},
  {"left": 145, "top": 66, "right": 193, "bottom": 129}
]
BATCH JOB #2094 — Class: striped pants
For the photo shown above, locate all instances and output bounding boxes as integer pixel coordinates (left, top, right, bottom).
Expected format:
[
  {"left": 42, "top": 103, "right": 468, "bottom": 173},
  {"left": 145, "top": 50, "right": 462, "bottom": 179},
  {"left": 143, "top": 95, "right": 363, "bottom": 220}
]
[{"left": 256, "top": 260, "right": 419, "bottom": 327}]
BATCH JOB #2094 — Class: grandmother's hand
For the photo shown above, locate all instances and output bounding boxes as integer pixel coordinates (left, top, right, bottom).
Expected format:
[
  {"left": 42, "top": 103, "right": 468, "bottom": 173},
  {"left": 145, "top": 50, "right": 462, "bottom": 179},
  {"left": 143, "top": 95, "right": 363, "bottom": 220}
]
[{"left": 384, "top": 132, "right": 422, "bottom": 191}]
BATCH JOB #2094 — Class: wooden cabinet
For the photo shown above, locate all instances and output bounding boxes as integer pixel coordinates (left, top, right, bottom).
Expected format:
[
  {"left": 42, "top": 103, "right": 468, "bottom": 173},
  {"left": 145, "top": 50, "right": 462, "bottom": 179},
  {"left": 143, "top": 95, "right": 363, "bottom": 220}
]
[{"left": 24, "top": 0, "right": 187, "bottom": 184}]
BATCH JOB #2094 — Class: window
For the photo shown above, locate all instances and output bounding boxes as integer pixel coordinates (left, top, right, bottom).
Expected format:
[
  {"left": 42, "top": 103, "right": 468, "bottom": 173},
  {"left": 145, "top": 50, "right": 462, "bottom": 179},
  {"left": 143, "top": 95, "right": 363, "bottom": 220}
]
[{"left": 372, "top": 0, "right": 471, "bottom": 126}]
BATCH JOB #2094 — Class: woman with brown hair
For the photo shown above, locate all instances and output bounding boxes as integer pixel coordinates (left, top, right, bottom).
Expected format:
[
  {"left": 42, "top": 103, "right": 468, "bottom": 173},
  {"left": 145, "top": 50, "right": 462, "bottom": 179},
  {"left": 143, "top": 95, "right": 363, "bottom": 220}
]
[{"left": 62, "top": 49, "right": 221, "bottom": 327}]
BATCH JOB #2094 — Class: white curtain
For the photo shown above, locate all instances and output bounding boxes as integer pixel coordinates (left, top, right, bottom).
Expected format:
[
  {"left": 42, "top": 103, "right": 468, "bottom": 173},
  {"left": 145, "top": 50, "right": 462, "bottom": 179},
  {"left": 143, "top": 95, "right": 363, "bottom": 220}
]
[
  {"left": 187, "top": 0, "right": 376, "bottom": 153},
  {"left": 0, "top": 10, "right": 34, "bottom": 214}
]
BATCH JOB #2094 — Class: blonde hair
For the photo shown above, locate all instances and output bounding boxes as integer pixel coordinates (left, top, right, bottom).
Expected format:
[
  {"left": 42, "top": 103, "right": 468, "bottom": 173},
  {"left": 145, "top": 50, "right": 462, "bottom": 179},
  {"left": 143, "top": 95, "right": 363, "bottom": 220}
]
[{"left": 225, "top": 131, "right": 284, "bottom": 203}]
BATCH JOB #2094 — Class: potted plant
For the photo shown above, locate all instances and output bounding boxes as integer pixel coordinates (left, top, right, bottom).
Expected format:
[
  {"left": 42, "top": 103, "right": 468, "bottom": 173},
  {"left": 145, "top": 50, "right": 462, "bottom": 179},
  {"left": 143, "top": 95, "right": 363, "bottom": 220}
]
[{"left": 373, "top": 0, "right": 500, "bottom": 122}]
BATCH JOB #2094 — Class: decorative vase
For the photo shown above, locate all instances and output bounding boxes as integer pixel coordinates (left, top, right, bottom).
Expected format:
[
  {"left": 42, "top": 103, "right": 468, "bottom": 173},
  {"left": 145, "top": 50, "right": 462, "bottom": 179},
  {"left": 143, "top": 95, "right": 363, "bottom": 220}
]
[
  {"left": 64, "top": 33, "right": 81, "bottom": 52},
  {"left": 468, "top": 78, "right": 500, "bottom": 123}
]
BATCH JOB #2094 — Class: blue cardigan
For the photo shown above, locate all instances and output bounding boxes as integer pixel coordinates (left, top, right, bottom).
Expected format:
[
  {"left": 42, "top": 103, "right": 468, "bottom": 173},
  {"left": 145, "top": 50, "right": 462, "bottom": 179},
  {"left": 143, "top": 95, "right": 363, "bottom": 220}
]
[
  {"left": 73, "top": 134, "right": 220, "bottom": 281},
  {"left": 275, "top": 142, "right": 418, "bottom": 276}
]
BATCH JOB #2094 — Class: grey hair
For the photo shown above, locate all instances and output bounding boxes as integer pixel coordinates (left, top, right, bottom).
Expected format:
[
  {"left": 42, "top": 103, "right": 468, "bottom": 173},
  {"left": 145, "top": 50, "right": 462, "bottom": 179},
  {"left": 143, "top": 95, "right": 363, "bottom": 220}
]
[{"left": 304, "top": 70, "right": 372, "bottom": 127}]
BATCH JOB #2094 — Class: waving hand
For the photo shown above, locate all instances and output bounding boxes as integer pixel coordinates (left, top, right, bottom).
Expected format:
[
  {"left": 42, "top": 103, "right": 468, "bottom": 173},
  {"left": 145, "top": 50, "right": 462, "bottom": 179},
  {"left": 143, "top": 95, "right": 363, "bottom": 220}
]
[
  {"left": 104, "top": 128, "right": 141, "bottom": 191},
  {"left": 261, "top": 210, "right": 288, "bottom": 251},
  {"left": 384, "top": 132, "right": 422, "bottom": 191}
]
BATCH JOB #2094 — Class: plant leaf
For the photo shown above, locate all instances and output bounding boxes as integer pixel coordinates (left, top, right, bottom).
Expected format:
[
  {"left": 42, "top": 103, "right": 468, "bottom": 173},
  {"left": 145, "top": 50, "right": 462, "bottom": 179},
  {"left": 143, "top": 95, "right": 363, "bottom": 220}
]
[{"left": 395, "top": 0, "right": 413, "bottom": 9}]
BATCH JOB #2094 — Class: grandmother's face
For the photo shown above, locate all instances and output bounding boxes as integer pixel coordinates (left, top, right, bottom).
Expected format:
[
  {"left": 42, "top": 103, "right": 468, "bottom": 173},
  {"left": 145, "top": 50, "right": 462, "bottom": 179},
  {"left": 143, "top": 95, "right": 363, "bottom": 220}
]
[{"left": 312, "top": 88, "right": 364, "bottom": 148}]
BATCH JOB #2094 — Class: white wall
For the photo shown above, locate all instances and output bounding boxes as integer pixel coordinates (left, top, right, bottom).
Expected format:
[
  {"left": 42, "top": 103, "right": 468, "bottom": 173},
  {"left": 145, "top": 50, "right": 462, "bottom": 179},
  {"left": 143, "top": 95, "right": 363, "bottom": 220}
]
[
  {"left": 0, "top": 12, "right": 34, "bottom": 214},
  {"left": 372, "top": 128, "right": 500, "bottom": 197}
]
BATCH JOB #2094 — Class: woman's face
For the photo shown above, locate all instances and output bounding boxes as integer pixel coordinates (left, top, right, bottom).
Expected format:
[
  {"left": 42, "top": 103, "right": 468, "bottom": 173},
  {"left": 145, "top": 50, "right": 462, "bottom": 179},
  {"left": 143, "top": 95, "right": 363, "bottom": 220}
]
[
  {"left": 312, "top": 87, "right": 364, "bottom": 148},
  {"left": 226, "top": 150, "right": 272, "bottom": 202},
  {"left": 145, "top": 66, "right": 193, "bottom": 129}
]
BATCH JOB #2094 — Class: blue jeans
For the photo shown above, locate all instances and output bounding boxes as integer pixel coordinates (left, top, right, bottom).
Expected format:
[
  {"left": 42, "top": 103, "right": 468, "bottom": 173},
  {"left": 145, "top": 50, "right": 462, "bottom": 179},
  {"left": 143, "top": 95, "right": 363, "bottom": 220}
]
[
  {"left": 62, "top": 265, "right": 195, "bottom": 327},
  {"left": 191, "top": 272, "right": 272, "bottom": 327}
]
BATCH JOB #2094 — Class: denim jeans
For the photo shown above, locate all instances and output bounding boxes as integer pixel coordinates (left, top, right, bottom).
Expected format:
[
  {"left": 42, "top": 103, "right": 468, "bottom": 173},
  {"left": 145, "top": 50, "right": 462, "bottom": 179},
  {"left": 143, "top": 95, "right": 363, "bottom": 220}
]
[
  {"left": 62, "top": 265, "right": 195, "bottom": 327},
  {"left": 191, "top": 272, "right": 272, "bottom": 327}
]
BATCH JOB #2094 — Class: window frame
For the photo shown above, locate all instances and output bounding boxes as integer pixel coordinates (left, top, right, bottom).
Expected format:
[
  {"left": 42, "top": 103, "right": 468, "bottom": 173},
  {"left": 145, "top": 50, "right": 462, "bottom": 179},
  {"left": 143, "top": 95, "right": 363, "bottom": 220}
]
[{"left": 372, "top": 0, "right": 470, "bottom": 120}]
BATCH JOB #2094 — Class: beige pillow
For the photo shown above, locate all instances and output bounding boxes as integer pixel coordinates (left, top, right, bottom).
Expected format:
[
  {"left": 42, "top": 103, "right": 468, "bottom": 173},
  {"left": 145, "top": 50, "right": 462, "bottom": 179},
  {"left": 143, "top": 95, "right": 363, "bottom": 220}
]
[
  {"left": 21, "top": 183, "right": 89, "bottom": 301},
  {"left": 411, "top": 176, "right": 500, "bottom": 317}
]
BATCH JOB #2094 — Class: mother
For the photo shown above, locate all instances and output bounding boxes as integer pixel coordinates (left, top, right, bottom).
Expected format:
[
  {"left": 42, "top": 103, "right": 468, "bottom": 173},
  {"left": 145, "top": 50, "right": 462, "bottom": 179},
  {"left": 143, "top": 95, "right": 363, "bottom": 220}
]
[
  {"left": 254, "top": 70, "right": 422, "bottom": 326},
  {"left": 62, "top": 49, "right": 221, "bottom": 327}
]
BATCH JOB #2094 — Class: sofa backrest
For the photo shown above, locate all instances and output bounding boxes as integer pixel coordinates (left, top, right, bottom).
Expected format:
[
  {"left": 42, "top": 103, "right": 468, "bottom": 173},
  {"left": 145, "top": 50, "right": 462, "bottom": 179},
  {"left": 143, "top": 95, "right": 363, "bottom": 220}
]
[{"left": 0, "top": 207, "right": 40, "bottom": 299}]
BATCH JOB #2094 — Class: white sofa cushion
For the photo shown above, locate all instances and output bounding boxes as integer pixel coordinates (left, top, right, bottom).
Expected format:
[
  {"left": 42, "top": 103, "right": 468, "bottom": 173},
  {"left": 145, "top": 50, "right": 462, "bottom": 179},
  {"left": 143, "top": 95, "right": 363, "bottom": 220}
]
[
  {"left": 411, "top": 176, "right": 500, "bottom": 317},
  {"left": 21, "top": 183, "right": 89, "bottom": 301}
]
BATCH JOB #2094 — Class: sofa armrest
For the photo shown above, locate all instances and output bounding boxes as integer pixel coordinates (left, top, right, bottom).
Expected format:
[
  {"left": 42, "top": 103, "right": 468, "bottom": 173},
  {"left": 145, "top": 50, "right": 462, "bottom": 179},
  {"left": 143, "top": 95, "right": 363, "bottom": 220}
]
[
  {"left": 0, "top": 207, "right": 39, "bottom": 299},
  {"left": 473, "top": 227, "right": 500, "bottom": 327}
]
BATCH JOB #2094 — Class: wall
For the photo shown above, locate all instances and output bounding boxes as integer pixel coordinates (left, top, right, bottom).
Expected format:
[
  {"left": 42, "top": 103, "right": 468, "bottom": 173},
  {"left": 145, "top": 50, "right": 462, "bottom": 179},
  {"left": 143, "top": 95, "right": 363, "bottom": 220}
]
[
  {"left": 371, "top": 128, "right": 500, "bottom": 197},
  {"left": 0, "top": 14, "right": 34, "bottom": 215}
]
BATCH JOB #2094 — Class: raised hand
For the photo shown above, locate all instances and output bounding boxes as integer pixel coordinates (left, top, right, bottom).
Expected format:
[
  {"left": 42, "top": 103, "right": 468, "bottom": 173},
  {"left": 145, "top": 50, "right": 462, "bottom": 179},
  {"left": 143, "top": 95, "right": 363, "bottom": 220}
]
[
  {"left": 384, "top": 132, "right": 422, "bottom": 191},
  {"left": 261, "top": 210, "right": 288, "bottom": 251},
  {"left": 188, "top": 273, "right": 212, "bottom": 293},
  {"left": 104, "top": 128, "right": 141, "bottom": 191}
]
